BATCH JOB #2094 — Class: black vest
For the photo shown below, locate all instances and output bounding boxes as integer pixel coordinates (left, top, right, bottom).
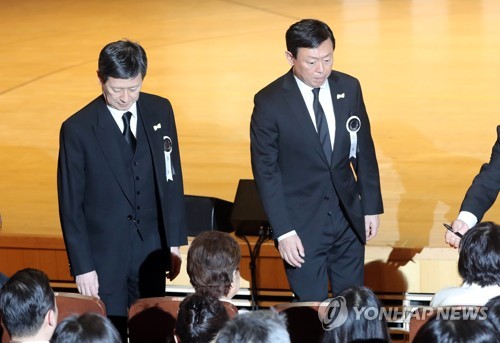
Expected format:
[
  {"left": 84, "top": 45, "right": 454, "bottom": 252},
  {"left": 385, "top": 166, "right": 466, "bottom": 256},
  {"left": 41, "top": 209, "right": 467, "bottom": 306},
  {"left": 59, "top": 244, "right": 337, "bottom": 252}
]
[{"left": 121, "top": 113, "right": 160, "bottom": 240}]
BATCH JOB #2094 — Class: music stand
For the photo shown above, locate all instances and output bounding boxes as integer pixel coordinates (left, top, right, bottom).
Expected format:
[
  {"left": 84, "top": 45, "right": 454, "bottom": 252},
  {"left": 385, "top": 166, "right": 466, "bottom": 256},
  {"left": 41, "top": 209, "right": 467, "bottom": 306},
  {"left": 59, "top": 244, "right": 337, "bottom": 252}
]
[{"left": 230, "top": 179, "right": 272, "bottom": 310}]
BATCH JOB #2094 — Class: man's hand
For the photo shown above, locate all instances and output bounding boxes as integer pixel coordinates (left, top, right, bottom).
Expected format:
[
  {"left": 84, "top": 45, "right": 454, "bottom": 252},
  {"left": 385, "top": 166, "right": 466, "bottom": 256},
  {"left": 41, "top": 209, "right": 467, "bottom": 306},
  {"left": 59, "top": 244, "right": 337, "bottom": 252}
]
[
  {"left": 445, "top": 219, "right": 470, "bottom": 249},
  {"left": 168, "top": 246, "right": 182, "bottom": 281},
  {"left": 365, "top": 214, "right": 380, "bottom": 241},
  {"left": 278, "top": 234, "right": 305, "bottom": 268},
  {"left": 76, "top": 270, "right": 99, "bottom": 298}
]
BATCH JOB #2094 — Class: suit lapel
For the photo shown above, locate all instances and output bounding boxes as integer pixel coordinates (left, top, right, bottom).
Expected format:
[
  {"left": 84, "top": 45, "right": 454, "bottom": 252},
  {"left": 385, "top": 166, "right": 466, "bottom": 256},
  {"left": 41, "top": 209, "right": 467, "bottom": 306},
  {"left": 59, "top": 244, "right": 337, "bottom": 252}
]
[
  {"left": 92, "top": 97, "right": 134, "bottom": 205},
  {"left": 137, "top": 99, "right": 166, "bottom": 198},
  {"left": 282, "top": 70, "right": 330, "bottom": 165},
  {"left": 329, "top": 73, "right": 350, "bottom": 166}
]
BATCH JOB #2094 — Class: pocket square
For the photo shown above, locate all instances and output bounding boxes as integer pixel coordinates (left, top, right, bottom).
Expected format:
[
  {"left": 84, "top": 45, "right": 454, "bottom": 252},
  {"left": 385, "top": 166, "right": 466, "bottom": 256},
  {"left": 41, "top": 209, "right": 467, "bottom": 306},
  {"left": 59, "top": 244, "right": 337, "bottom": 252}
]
[
  {"left": 153, "top": 123, "right": 162, "bottom": 131},
  {"left": 337, "top": 93, "right": 345, "bottom": 99}
]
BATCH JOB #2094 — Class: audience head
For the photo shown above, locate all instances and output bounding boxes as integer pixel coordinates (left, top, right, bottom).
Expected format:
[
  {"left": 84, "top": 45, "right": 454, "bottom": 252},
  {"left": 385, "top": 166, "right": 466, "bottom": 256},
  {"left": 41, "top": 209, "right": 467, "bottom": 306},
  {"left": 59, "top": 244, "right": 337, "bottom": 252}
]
[
  {"left": 0, "top": 272, "right": 8, "bottom": 288},
  {"left": 458, "top": 221, "right": 500, "bottom": 287},
  {"left": 175, "top": 292, "right": 230, "bottom": 343},
  {"left": 413, "top": 314, "right": 498, "bottom": 343},
  {"left": 485, "top": 295, "right": 500, "bottom": 332},
  {"left": 0, "top": 268, "right": 57, "bottom": 341},
  {"left": 187, "top": 231, "right": 241, "bottom": 299},
  {"left": 214, "top": 309, "right": 289, "bottom": 343},
  {"left": 285, "top": 19, "right": 335, "bottom": 58},
  {"left": 321, "top": 286, "right": 390, "bottom": 343},
  {"left": 97, "top": 39, "right": 147, "bottom": 83},
  {"left": 50, "top": 313, "right": 121, "bottom": 343}
]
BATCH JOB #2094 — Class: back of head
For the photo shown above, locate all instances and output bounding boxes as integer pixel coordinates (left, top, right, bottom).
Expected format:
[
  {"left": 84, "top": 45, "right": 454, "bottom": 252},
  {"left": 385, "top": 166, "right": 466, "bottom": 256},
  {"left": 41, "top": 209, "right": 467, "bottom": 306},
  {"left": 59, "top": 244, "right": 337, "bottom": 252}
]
[
  {"left": 175, "top": 292, "right": 230, "bottom": 343},
  {"left": 413, "top": 315, "right": 498, "bottom": 343},
  {"left": 0, "top": 268, "right": 55, "bottom": 339},
  {"left": 322, "top": 286, "right": 390, "bottom": 342},
  {"left": 214, "top": 309, "right": 290, "bottom": 343},
  {"left": 285, "top": 19, "right": 335, "bottom": 58},
  {"left": 187, "top": 231, "right": 241, "bottom": 298},
  {"left": 485, "top": 295, "right": 500, "bottom": 332},
  {"left": 50, "top": 313, "right": 121, "bottom": 343},
  {"left": 0, "top": 272, "right": 8, "bottom": 288},
  {"left": 458, "top": 221, "right": 500, "bottom": 287},
  {"left": 97, "top": 39, "right": 147, "bottom": 83}
]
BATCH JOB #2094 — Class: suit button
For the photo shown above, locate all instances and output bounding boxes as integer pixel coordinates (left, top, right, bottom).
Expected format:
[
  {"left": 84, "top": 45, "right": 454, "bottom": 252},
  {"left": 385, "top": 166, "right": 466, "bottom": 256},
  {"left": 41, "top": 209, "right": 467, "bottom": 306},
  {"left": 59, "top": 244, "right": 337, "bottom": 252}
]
[
  {"left": 127, "top": 215, "right": 133, "bottom": 220},
  {"left": 327, "top": 211, "right": 332, "bottom": 216},
  {"left": 136, "top": 219, "right": 141, "bottom": 224},
  {"left": 137, "top": 206, "right": 141, "bottom": 210},
  {"left": 324, "top": 196, "right": 329, "bottom": 200},
  {"left": 137, "top": 191, "right": 141, "bottom": 195},
  {"left": 133, "top": 162, "right": 138, "bottom": 166},
  {"left": 136, "top": 176, "right": 140, "bottom": 180}
]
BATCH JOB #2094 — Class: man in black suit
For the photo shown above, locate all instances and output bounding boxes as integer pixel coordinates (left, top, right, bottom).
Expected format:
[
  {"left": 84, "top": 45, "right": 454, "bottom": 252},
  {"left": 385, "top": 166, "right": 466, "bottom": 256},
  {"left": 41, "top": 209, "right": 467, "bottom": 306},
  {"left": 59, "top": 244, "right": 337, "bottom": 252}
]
[
  {"left": 250, "top": 19, "right": 383, "bottom": 301},
  {"left": 447, "top": 125, "right": 500, "bottom": 248},
  {"left": 57, "top": 39, "right": 187, "bottom": 338}
]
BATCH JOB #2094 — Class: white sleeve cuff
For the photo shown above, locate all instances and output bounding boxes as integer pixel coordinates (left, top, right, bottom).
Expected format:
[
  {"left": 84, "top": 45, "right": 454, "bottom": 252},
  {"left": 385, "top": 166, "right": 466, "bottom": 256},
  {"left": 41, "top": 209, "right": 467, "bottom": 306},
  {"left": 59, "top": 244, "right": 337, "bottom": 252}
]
[
  {"left": 457, "top": 211, "right": 478, "bottom": 229},
  {"left": 277, "top": 230, "right": 297, "bottom": 241}
]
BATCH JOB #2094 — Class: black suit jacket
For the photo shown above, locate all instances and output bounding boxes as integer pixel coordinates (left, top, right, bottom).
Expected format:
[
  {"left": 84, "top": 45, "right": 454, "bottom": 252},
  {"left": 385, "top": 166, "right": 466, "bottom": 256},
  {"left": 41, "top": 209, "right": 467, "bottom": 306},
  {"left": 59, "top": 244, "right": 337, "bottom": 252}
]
[
  {"left": 250, "top": 69, "right": 383, "bottom": 243},
  {"left": 460, "top": 125, "right": 500, "bottom": 221},
  {"left": 57, "top": 93, "right": 186, "bottom": 292}
]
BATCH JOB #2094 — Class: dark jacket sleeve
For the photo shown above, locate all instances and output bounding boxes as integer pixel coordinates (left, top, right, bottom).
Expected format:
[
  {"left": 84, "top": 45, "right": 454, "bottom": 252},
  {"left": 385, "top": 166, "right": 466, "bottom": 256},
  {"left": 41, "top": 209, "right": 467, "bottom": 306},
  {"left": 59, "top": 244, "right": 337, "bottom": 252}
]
[{"left": 460, "top": 125, "right": 500, "bottom": 221}]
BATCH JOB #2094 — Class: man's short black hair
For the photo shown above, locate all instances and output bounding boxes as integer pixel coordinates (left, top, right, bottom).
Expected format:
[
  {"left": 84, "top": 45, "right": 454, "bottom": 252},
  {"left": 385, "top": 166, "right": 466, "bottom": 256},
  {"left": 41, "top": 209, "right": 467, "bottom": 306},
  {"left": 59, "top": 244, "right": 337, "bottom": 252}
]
[
  {"left": 97, "top": 39, "right": 148, "bottom": 83},
  {"left": 286, "top": 19, "right": 335, "bottom": 58},
  {"left": 0, "top": 268, "right": 55, "bottom": 338},
  {"left": 458, "top": 221, "right": 500, "bottom": 287}
]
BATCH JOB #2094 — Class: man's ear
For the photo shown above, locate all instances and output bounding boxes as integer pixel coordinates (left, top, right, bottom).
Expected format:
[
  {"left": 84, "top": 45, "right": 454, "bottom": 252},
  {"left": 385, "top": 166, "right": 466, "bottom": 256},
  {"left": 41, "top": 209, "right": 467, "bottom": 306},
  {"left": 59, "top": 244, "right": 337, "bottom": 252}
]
[
  {"left": 46, "top": 309, "right": 57, "bottom": 327},
  {"left": 285, "top": 51, "right": 295, "bottom": 67}
]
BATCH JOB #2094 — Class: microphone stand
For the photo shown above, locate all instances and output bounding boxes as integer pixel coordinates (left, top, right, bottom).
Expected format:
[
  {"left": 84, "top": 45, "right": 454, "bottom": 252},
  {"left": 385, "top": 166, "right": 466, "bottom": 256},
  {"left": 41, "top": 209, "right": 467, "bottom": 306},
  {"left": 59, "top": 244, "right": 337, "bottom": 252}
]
[{"left": 237, "top": 225, "right": 272, "bottom": 311}]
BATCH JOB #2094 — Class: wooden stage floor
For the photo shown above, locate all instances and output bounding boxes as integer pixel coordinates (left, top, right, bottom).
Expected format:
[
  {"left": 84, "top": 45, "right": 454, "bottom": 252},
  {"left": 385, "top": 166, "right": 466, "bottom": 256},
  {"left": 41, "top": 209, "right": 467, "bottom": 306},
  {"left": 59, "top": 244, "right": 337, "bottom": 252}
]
[{"left": 1, "top": 0, "right": 499, "bottom": 292}]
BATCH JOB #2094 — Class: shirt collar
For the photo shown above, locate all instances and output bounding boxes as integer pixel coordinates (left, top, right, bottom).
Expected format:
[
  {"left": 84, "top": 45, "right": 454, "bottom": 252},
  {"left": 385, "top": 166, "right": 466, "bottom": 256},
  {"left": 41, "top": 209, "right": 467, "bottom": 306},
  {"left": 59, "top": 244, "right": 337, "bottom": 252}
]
[
  {"left": 293, "top": 75, "right": 330, "bottom": 93},
  {"left": 107, "top": 102, "right": 137, "bottom": 119}
]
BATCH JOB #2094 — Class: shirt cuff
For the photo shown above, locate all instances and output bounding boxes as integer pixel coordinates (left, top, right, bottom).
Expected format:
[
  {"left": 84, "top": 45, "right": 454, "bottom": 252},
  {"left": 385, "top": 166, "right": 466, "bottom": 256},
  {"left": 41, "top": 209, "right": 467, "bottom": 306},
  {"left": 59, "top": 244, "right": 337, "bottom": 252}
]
[
  {"left": 457, "top": 211, "right": 478, "bottom": 229},
  {"left": 277, "top": 230, "right": 297, "bottom": 241}
]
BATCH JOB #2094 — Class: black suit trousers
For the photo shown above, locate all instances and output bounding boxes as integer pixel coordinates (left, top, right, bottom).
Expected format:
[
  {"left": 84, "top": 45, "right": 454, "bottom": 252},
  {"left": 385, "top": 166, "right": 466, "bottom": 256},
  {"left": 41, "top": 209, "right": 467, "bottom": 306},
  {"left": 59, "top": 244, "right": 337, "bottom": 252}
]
[{"left": 284, "top": 205, "right": 364, "bottom": 301}]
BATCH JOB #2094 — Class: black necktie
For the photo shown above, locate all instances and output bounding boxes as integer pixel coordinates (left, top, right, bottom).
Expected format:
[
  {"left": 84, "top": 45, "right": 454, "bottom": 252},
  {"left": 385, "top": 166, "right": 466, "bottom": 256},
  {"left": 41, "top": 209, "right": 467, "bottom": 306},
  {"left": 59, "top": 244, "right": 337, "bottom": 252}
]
[
  {"left": 122, "top": 111, "right": 136, "bottom": 152},
  {"left": 312, "top": 88, "right": 332, "bottom": 165}
]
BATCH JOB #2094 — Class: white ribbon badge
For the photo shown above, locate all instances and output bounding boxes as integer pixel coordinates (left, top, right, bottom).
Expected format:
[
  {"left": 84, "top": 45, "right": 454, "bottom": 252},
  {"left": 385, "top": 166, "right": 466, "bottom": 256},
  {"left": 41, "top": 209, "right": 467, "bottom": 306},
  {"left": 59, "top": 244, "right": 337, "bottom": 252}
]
[
  {"left": 346, "top": 116, "right": 361, "bottom": 158},
  {"left": 163, "top": 136, "right": 174, "bottom": 181}
]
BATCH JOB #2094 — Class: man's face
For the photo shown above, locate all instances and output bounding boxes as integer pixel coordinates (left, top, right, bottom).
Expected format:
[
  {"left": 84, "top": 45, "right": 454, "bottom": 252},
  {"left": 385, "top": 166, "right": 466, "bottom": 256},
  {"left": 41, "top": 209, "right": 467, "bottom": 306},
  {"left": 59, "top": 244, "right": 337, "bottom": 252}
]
[
  {"left": 286, "top": 38, "right": 334, "bottom": 88},
  {"left": 100, "top": 74, "right": 143, "bottom": 111}
]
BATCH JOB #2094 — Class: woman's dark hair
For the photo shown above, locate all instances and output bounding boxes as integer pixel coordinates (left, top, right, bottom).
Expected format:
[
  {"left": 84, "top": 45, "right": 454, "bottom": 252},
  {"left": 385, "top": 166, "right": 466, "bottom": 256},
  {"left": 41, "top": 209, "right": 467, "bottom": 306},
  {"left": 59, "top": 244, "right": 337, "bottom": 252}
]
[
  {"left": 97, "top": 39, "right": 147, "bottom": 83},
  {"left": 413, "top": 315, "right": 498, "bottom": 343},
  {"left": 458, "top": 221, "right": 500, "bottom": 286},
  {"left": 187, "top": 231, "right": 241, "bottom": 297},
  {"left": 175, "top": 293, "right": 230, "bottom": 343},
  {"left": 50, "top": 313, "right": 121, "bottom": 343},
  {"left": 322, "top": 286, "right": 390, "bottom": 343},
  {"left": 285, "top": 19, "right": 335, "bottom": 58}
]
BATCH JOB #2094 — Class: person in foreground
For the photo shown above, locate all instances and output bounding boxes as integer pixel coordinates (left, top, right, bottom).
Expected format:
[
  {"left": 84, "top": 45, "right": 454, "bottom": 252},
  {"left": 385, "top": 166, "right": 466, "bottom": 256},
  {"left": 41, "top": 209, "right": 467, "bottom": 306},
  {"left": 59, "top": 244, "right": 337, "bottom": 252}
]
[
  {"left": 175, "top": 293, "right": 230, "bottom": 343},
  {"left": 431, "top": 221, "right": 500, "bottom": 307},
  {"left": 50, "top": 313, "right": 121, "bottom": 343},
  {"left": 0, "top": 268, "right": 58, "bottom": 342},
  {"left": 485, "top": 295, "right": 500, "bottom": 332},
  {"left": 57, "top": 39, "right": 187, "bottom": 339},
  {"left": 446, "top": 125, "right": 500, "bottom": 248},
  {"left": 214, "top": 309, "right": 290, "bottom": 343},
  {"left": 250, "top": 18, "right": 383, "bottom": 301},
  {"left": 413, "top": 313, "right": 498, "bottom": 343},
  {"left": 321, "top": 286, "right": 390, "bottom": 343}
]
